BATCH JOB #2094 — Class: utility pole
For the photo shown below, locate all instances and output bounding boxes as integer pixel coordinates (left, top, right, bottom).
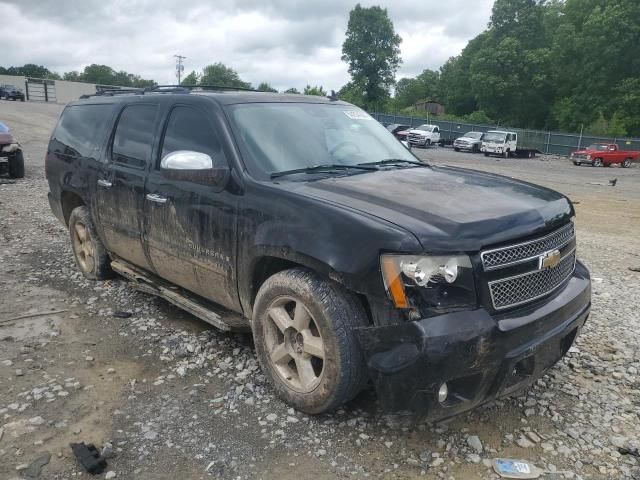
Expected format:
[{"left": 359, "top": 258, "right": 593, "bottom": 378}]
[{"left": 174, "top": 55, "right": 186, "bottom": 85}]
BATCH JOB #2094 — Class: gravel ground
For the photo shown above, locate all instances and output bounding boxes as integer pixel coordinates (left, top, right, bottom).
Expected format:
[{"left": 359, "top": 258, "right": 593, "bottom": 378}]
[{"left": 1, "top": 101, "right": 639, "bottom": 480}]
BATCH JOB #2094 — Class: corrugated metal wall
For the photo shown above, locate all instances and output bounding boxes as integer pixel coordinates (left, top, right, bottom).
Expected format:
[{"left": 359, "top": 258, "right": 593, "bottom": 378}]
[{"left": 372, "top": 113, "right": 640, "bottom": 157}]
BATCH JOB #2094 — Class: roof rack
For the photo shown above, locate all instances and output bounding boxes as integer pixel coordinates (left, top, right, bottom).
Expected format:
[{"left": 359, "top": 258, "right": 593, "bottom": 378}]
[
  {"left": 148, "top": 84, "right": 255, "bottom": 92},
  {"left": 79, "top": 84, "right": 256, "bottom": 99},
  {"left": 80, "top": 88, "right": 144, "bottom": 99}
]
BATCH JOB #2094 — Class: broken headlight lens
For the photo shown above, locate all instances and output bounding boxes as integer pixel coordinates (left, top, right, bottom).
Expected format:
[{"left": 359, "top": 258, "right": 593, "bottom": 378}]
[{"left": 381, "top": 254, "right": 477, "bottom": 316}]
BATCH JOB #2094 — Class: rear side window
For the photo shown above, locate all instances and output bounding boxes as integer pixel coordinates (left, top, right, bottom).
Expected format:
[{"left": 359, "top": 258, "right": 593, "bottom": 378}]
[
  {"left": 51, "top": 104, "right": 112, "bottom": 158},
  {"left": 160, "top": 106, "right": 225, "bottom": 166},
  {"left": 112, "top": 104, "right": 158, "bottom": 169}
]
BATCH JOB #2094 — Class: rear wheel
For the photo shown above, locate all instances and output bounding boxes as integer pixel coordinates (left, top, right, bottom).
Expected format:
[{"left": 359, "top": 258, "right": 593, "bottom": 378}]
[
  {"left": 592, "top": 158, "right": 603, "bottom": 167},
  {"left": 252, "top": 268, "right": 369, "bottom": 414},
  {"left": 622, "top": 159, "right": 632, "bottom": 168},
  {"left": 69, "top": 206, "right": 112, "bottom": 280},
  {"left": 8, "top": 150, "right": 25, "bottom": 178}
]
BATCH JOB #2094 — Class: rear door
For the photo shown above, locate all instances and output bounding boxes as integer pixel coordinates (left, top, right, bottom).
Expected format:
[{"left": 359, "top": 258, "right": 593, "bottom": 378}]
[
  {"left": 143, "top": 101, "right": 240, "bottom": 310},
  {"left": 96, "top": 101, "right": 160, "bottom": 270}
]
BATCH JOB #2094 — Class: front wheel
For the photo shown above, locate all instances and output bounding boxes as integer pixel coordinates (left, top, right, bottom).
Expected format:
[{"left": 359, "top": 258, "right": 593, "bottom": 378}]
[
  {"left": 503, "top": 150, "right": 510, "bottom": 159},
  {"left": 252, "top": 268, "right": 369, "bottom": 414},
  {"left": 454, "top": 147, "right": 460, "bottom": 152},
  {"left": 574, "top": 161, "right": 581, "bottom": 166},
  {"left": 69, "top": 206, "right": 113, "bottom": 280},
  {"left": 592, "top": 158, "right": 603, "bottom": 167},
  {"left": 622, "top": 159, "right": 632, "bottom": 168}
]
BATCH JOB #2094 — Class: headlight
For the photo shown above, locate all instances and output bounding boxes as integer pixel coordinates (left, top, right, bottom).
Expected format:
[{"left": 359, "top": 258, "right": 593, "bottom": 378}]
[
  {"left": 1, "top": 143, "right": 19, "bottom": 153},
  {"left": 381, "top": 254, "right": 477, "bottom": 316}
]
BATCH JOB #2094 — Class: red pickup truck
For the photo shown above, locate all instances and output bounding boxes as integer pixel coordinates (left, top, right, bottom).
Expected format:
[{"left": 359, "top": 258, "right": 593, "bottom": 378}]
[{"left": 571, "top": 143, "right": 639, "bottom": 168}]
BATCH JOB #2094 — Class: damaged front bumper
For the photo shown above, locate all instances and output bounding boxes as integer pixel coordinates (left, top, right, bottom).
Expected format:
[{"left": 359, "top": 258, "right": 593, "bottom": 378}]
[{"left": 355, "top": 260, "right": 591, "bottom": 419}]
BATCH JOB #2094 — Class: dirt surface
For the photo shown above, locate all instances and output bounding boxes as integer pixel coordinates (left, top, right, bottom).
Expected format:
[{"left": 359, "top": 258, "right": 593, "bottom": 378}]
[{"left": 1, "top": 101, "right": 639, "bottom": 480}]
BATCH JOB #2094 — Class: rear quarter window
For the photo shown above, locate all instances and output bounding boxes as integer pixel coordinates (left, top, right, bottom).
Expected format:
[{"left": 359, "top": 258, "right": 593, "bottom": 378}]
[{"left": 51, "top": 104, "right": 113, "bottom": 159}]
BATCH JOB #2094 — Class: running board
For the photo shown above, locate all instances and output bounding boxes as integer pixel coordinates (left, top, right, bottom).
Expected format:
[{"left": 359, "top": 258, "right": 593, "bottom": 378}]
[{"left": 110, "top": 259, "right": 250, "bottom": 332}]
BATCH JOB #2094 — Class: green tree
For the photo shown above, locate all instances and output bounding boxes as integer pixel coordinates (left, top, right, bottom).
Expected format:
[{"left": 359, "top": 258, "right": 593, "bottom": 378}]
[
  {"left": 393, "top": 69, "right": 441, "bottom": 111},
  {"left": 337, "top": 81, "right": 366, "bottom": 107},
  {"left": 181, "top": 71, "right": 199, "bottom": 86},
  {"left": 0, "top": 64, "right": 60, "bottom": 79},
  {"left": 303, "top": 85, "right": 326, "bottom": 96},
  {"left": 341, "top": 4, "right": 402, "bottom": 110},
  {"left": 257, "top": 82, "right": 278, "bottom": 92},
  {"left": 283, "top": 87, "right": 300, "bottom": 94},
  {"left": 199, "top": 63, "right": 251, "bottom": 88}
]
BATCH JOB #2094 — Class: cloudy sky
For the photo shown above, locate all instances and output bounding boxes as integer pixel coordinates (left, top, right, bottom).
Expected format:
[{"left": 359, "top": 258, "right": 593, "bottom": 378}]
[{"left": 2, "top": 0, "right": 494, "bottom": 90}]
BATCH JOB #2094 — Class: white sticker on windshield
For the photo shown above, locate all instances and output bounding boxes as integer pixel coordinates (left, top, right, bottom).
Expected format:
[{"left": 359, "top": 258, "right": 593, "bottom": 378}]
[{"left": 343, "top": 110, "right": 372, "bottom": 120}]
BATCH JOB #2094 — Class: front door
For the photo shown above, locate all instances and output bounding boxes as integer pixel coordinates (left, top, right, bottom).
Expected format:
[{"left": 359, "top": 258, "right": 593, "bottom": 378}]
[
  {"left": 96, "top": 102, "right": 159, "bottom": 270},
  {"left": 144, "top": 103, "right": 240, "bottom": 311}
]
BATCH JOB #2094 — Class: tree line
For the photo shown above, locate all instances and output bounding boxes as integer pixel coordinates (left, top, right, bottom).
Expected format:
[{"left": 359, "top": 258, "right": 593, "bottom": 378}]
[
  {"left": 0, "top": 64, "right": 156, "bottom": 88},
  {"left": 3, "top": 0, "right": 639, "bottom": 136},
  {"left": 372, "top": 0, "right": 640, "bottom": 137}
]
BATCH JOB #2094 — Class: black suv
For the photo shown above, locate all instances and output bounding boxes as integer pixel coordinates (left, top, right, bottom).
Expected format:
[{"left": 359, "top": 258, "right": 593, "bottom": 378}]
[
  {"left": 1, "top": 84, "right": 25, "bottom": 101},
  {"left": 46, "top": 87, "right": 591, "bottom": 417}
]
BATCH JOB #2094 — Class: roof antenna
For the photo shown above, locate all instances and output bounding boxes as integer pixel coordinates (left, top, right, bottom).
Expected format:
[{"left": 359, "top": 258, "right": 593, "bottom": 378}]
[{"left": 328, "top": 90, "right": 339, "bottom": 101}]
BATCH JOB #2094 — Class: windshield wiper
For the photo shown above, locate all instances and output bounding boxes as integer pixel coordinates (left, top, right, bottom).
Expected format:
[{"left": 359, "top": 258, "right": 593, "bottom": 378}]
[
  {"left": 270, "top": 163, "right": 377, "bottom": 179},
  {"left": 358, "top": 158, "right": 427, "bottom": 167}
]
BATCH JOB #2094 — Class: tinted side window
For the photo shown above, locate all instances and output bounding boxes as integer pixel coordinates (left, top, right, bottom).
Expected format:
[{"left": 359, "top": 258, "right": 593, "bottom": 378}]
[
  {"left": 51, "top": 104, "right": 112, "bottom": 158},
  {"left": 160, "top": 106, "right": 226, "bottom": 167},
  {"left": 112, "top": 104, "right": 158, "bottom": 169}
]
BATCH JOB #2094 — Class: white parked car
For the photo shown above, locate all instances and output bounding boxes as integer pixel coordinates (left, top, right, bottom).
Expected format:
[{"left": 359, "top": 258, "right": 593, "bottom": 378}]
[{"left": 407, "top": 124, "right": 440, "bottom": 148}]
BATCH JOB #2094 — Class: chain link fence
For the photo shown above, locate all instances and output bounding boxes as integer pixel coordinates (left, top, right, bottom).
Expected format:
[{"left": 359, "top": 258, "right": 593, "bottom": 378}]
[{"left": 372, "top": 112, "right": 640, "bottom": 157}]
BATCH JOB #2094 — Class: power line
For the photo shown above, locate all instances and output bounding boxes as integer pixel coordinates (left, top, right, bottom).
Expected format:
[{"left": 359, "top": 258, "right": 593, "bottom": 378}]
[{"left": 174, "top": 55, "right": 186, "bottom": 85}]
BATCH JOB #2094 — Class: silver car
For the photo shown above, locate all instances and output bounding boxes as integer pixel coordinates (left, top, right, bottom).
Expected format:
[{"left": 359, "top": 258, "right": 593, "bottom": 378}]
[{"left": 453, "top": 131, "right": 484, "bottom": 153}]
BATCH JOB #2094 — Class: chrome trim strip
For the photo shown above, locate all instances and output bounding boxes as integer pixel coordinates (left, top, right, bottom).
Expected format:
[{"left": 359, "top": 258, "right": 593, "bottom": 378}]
[
  {"left": 488, "top": 248, "right": 577, "bottom": 311},
  {"left": 481, "top": 222, "right": 574, "bottom": 271}
]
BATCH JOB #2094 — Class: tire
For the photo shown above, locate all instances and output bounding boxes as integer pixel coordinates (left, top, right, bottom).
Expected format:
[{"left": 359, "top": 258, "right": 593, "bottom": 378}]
[
  {"left": 8, "top": 150, "right": 25, "bottom": 179},
  {"left": 503, "top": 150, "right": 509, "bottom": 159},
  {"left": 592, "top": 158, "right": 603, "bottom": 167},
  {"left": 472, "top": 145, "right": 479, "bottom": 153},
  {"left": 68, "top": 206, "right": 113, "bottom": 280},
  {"left": 573, "top": 161, "right": 581, "bottom": 166},
  {"left": 484, "top": 152, "right": 489, "bottom": 157},
  {"left": 454, "top": 147, "right": 460, "bottom": 152},
  {"left": 622, "top": 159, "right": 632, "bottom": 168},
  {"left": 426, "top": 139, "right": 431, "bottom": 147},
  {"left": 252, "top": 268, "right": 369, "bottom": 414}
]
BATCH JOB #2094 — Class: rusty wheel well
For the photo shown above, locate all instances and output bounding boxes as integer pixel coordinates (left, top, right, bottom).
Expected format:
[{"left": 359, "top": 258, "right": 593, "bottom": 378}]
[
  {"left": 250, "top": 256, "right": 373, "bottom": 325},
  {"left": 61, "top": 191, "right": 85, "bottom": 226}
]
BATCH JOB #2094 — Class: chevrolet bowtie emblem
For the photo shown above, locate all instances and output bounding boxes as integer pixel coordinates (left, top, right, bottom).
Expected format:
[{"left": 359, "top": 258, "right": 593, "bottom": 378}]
[{"left": 539, "top": 249, "right": 561, "bottom": 270}]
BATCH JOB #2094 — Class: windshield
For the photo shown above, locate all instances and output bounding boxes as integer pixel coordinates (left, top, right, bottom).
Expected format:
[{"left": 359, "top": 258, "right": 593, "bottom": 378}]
[
  {"left": 227, "top": 103, "right": 418, "bottom": 179},
  {"left": 483, "top": 132, "right": 506, "bottom": 142},
  {"left": 0, "top": 122, "right": 8, "bottom": 133},
  {"left": 464, "top": 132, "right": 483, "bottom": 140},
  {"left": 416, "top": 125, "right": 432, "bottom": 132},
  {"left": 586, "top": 144, "right": 607, "bottom": 151}
]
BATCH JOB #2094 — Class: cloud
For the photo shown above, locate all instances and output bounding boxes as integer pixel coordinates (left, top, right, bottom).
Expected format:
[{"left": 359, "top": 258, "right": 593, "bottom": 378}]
[{"left": 0, "top": 0, "right": 493, "bottom": 91}]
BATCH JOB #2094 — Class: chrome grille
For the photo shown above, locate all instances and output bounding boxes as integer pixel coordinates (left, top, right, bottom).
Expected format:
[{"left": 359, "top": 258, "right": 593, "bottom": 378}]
[
  {"left": 489, "top": 250, "right": 576, "bottom": 310},
  {"left": 481, "top": 223, "right": 575, "bottom": 271}
]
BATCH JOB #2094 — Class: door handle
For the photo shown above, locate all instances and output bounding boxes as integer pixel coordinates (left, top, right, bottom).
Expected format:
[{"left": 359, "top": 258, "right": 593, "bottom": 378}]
[
  {"left": 97, "top": 179, "right": 112, "bottom": 188},
  {"left": 146, "top": 193, "right": 168, "bottom": 204}
]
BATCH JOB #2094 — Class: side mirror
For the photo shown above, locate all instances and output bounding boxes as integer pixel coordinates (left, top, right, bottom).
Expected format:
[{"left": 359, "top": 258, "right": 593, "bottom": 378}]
[{"left": 160, "top": 150, "right": 229, "bottom": 189}]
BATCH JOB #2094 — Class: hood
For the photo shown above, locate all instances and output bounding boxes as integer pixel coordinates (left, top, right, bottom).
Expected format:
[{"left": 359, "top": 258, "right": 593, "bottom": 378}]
[
  {"left": 282, "top": 166, "right": 573, "bottom": 252},
  {"left": 573, "top": 149, "right": 598, "bottom": 155},
  {"left": 456, "top": 136, "right": 480, "bottom": 143},
  {"left": 409, "top": 129, "right": 430, "bottom": 135}
]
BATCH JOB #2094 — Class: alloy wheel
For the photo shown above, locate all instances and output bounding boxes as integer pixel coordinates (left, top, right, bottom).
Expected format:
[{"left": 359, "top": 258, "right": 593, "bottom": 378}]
[
  {"left": 72, "top": 222, "right": 95, "bottom": 274},
  {"left": 264, "top": 296, "right": 325, "bottom": 393}
]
